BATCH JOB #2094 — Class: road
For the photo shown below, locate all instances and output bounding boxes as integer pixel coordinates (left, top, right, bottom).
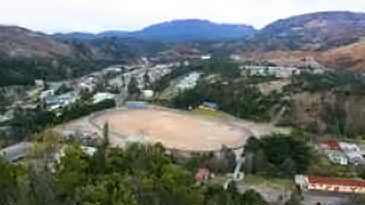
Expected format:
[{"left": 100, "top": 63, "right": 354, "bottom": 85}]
[{"left": 0, "top": 142, "right": 32, "bottom": 162}]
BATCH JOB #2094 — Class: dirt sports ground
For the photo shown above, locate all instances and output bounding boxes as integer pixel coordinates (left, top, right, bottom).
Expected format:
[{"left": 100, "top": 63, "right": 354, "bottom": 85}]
[{"left": 57, "top": 106, "right": 288, "bottom": 152}]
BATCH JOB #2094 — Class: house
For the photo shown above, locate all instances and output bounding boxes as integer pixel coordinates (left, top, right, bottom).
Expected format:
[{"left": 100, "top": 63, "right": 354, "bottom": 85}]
[
  {"left": 57, "top": 92, "right": 78, "bottom": 107},
  {"left": 295, "top": 175, "right": 365, "bottom": 194},
  {"left": 78, "top": 82, "right": 94, "bottom": 93},
  {"left": 339, "top": 142, "right": 364, "bottom": 165},
  {"left": 199, "top": 102, "right": 218, "bottom": 111},
  {"left": 176, "top": 72, "right": 201, "bottom": 91},
  {"left": 81, "top": 146, "right": 97, "bottom": 156},
  {"left": 45, "top": 92, "right": 78, "bottom": 111},
  {"left": 142, "top": 90, "right": 154, "bottom": 99},
  {"left": 321, "top": 140, "right": 342, "bottom": 151},
  {"left": 201, "top": 55, "right": 211, "bottom": 60},
  {"left": 327, "top": 150, "right": 348, "bottom": 165},
  {"left": 195, "top": 169, "right": 210, "bottom": 183},
  {"left": 320, "top": 140, "right": 348, "bottom": 165},
  {"left": 40, "top": 90, "right": 55, "bottom": 101},
  {"left": 34, "top": 79, "right": 45, "bottom": 88},
  {"left": 92, "top": 92, "right": 116, "bottom": 104}
]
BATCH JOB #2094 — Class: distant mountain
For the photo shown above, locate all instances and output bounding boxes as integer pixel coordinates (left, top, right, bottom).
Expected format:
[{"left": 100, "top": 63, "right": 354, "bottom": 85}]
[
  {"left": 55, "top": 19, "right": 256, "bottom": 43},
  {"left": 54, "top": 32, "right": 97, "bottom": 41},
  {"left": 132, "top": 19, "right": 256, "bottom": 42}
]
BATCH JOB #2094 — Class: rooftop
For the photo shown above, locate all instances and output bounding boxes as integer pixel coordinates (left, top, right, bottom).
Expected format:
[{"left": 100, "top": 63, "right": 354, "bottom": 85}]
[
  {"left": 309, "top": 176, "right": 365, "bottom": 188},
  {"left": 322, "top": 140, "right": 341, "bottom": 150}
]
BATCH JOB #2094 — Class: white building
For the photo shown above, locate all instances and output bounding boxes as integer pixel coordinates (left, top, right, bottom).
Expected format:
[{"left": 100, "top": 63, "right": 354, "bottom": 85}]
[
  {"left": 201, "top": 55, "right": 211, "bottom": 60},
  {"left": 34, "top": 79, "right": 45, "bottom": 88},
  {"left": 142, "top": 90, "right": 154, "bottom": 99},
  {"left": 339, "top": 142, "right": 364, "bottom": 165},
  {"left": 176, "top": 72, "right": 201, "bottom": 90},
  {"left": 243, "top": 66, "right": 301, "bottom": 78},
  {"left": 92, "top": 92, "right": 116, "bottom": 104},
  {"left": 40, "top": 90, "right": 55, "bottom": 100}
]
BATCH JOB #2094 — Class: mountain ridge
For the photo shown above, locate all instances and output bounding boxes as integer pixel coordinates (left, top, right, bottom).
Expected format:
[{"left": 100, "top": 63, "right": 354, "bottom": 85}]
[
  {"left": 54, "top": 19, "right": 256, "bottom": 42},
  {"left": 1, "top": 11, "right": 365, "bottom": 85}
]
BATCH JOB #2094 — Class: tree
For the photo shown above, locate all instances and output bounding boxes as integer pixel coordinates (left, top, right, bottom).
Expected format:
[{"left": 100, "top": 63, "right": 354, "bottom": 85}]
[
  {"left": 102, "top": 121, "right": 109, "bottom": 147},
  {"left": 54, "top": 144, "right": 91, "bottom": 198},
  {"left": 221, "top": 145, "right": 237, "bottom": 172},
  {"left": 285, "top": 187, "right": 303, "bottom": 205},
  {"left": 31, "top": 130, "right": 64, "bottom": 172},
  {"left": 240, "top": 189, "right": 268, "bottom": 205},
  {"left": 0, "top": 157, "right": 22, "bottom": 204},
  {"left": 91, "top": 122, "right": 109, "bottom": 175},
  {"left": 128, "top": 76, "right": 140, "bottom": 96},
  {"left": 143, "top": 70, "right": 150, "bottom": 89},
  {"left": 243, "top": 133, "right": 312, "bottom": 176}
]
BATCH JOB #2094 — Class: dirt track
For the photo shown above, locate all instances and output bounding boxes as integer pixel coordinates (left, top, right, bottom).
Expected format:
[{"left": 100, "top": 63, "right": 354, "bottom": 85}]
[
  {"left": 57, "top": 106, "right": 289, "bottom": 152},
  {"left": 91, "top": 107, "right": 251, "bottom": 151}
]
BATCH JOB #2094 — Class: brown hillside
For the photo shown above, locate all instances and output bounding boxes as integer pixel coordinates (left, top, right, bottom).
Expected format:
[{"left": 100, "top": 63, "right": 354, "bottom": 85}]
[
  {"left": 0, "top": 26, "right": 77, "bottom": 58},
  {"left": 318, "top": 41, "right": 365, "bottom": 71}
]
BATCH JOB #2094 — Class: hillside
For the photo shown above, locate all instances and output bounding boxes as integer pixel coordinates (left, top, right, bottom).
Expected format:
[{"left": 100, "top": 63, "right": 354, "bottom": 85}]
[
  {"left": 319, "top": 40, "right": 365, "bottom": 71},
  {"left": 224, "top": 11, "right": 365, "bottom": 71},
  {"left": 0, "top": 25, "right": 146, "bottom": 85},
  {"left": 258, "top": 11, "right": 365, "bottom": 50},
  {"left": 0, "top": 26, "right": 80, "bottom": 59}
]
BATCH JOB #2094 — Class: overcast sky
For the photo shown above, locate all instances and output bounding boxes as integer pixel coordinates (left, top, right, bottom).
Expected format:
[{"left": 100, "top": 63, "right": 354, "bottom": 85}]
[{"left": 0, "top": 0, "right": 364, "bottom": 33}]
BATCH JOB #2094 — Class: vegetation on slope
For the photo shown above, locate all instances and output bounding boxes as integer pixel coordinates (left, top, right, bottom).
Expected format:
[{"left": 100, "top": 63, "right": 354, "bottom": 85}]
[{"left": 0, "top": 139, "right": 268, "bottom": 205}]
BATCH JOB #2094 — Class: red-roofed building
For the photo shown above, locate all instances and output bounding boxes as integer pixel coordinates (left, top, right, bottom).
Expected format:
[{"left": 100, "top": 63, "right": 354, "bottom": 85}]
[
  {"left": 295, "top": 175, "right": 365, "bottom": 194},
  {"left": 321, "top": 140, "right": 341, "bottom": 150},
  {"left": 195, "top": 169, "right": 210, "bottom": 183}
]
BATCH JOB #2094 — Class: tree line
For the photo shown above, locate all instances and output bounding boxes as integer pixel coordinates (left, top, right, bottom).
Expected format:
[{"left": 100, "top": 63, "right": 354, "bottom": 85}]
[
  {"left": 0, "top": 140, "right": 268, "bottom": 205},
  {"left": 1, "top": 99, "right": 115, "bottom": 147}
]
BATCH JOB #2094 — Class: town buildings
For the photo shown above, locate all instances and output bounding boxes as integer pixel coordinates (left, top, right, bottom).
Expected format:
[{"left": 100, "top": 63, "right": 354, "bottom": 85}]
[
  {"left": 319, "top": 140, "right": 364, "bottom": 165},
  {"left": 241, "top": 65, "right": 324, "bottom": 78}
]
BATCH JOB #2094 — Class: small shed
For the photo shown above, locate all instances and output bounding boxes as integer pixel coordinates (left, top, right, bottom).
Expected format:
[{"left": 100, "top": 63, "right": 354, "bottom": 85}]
[
  {"left": 142, "top": 90, "right": 154, "bottom": 99},
  {"left": 200, "top": 102, "right": 218, "bottom": 111}
]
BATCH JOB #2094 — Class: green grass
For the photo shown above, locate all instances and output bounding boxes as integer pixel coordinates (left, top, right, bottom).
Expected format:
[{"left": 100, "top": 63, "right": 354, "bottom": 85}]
[
  {"left": 244, "top": 174, "right": 293, "bottom": 188},
  {"left": 209, "top": 175, "right": 230, "bottom": 186},
  {"left": 192, "top": 107, "right": 224, "bottom": 118}
]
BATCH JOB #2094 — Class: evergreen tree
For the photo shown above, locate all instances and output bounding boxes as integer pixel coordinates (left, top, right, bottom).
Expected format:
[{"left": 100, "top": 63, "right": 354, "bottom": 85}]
[{"left": 128, "top": 76, "right": 140, "bottom": 98}]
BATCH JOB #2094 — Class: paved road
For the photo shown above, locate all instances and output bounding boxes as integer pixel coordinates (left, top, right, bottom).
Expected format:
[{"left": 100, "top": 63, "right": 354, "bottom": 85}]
[
  {"left": 303, "top": 191, "right": 350, "bottom": 205},
  {"left": 0, "top": 142, "right": 32, "bottom": 162}
]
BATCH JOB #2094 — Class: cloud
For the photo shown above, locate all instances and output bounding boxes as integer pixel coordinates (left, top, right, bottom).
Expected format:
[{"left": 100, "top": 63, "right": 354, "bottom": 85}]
[{"left": 0, "top": 0, "right": 364, "bottom": 33}]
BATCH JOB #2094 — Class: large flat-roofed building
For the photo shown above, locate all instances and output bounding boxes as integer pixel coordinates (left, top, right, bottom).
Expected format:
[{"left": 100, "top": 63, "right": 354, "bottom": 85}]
[{"left": 296, "top": 175, "right": 365, "bottom": 194}]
